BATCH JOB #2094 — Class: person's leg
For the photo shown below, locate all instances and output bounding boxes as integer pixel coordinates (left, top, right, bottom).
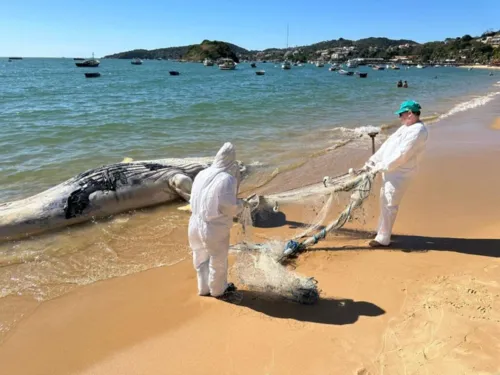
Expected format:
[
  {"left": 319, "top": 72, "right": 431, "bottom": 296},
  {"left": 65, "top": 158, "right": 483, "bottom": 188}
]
[
  {"left": 189, "top": 221, "right": 210, "bottom": 296},
  {"left": 192, "top": 248, "right": 210, "bottom": 296},
  {"left": 372, "top": 177, "right": 409, "bottom": 246},
  {"left": 207, "top": 235, "right": 230, "bottom": 297}
]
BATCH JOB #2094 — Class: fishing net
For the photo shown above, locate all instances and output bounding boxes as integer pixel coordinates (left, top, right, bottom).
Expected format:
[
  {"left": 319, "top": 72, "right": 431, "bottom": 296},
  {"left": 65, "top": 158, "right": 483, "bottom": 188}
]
[{"left": 231, "top": 169, "right": 377, "bottom": 305}]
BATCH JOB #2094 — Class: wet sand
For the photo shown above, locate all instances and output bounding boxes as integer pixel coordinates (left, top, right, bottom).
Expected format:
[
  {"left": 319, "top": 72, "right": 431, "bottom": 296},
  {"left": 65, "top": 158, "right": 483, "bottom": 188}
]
[
  {"left": 1, "top": 99, "right": 500, "bottom": 375},
  {"left": 491, "top": 117, "right": 500, "bottom": 130}
]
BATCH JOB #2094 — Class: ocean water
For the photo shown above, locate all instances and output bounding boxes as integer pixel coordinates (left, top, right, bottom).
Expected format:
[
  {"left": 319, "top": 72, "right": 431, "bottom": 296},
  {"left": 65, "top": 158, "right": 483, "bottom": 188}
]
[
  {"left": 1, "top": 58, "right": 498, "bottom": 201},
  {"left": 0, "top": 58, "right": 499, "bottom": 341}
]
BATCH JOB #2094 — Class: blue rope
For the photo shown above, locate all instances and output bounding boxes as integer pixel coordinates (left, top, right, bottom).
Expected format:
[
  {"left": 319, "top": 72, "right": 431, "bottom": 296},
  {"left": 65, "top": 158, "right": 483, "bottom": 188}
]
[
  {"left": 284, "top": 240, "right": 302, "bottom": 254},
  {"left": 312, "top": 229, "right": 327, "bottom": 244}
]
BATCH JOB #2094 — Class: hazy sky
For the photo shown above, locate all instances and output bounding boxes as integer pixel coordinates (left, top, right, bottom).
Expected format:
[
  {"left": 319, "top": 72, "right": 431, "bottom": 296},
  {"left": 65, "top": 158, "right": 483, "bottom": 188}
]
[{"left": 0, "top": 0, "right": 497, "bottom": 57}]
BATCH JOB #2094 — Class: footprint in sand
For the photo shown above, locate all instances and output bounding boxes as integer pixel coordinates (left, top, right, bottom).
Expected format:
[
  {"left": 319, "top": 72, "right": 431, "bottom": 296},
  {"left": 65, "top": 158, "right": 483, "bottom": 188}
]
[{"left": 373, "top": 273, "right": 500, "bottom": 374}]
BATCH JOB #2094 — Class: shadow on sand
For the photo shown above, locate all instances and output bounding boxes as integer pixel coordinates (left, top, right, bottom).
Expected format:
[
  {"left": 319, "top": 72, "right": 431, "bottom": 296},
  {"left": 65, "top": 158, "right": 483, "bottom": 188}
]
[
  {"left": 310, "top": 228, "right": 500, "bottom": 258},
  {"left": 252, "top": 211, "right": 500, "bottom": 259},
  {"left": 236, "top": 290, "right": 385, "bottom": 325}
]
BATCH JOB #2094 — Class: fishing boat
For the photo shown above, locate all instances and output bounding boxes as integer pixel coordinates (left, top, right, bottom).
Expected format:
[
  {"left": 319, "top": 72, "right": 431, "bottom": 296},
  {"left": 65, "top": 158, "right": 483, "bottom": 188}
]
[
  {"left": 255, "top": 70, "right": 265, "bottom": 75},
  {"left": 84, "top": 72, "right": 101, "bottom": 78},
  {"left": 131, "top": 58, "right": 143, "bottom": 65},
  {"left": 75, "top": 53, "right": 100, "bottom": 67},
  {"left": 250, "top": 62, "right": 257, "bottom": 68},
  {"left": 281, "top": 60, "right": 291, "bottom": 70},
  {"left": 356, "top": 72, "right": 368, "bottom": 78},
  {"left": 218, "top": 58, "right": 236, "bottom": 70}
]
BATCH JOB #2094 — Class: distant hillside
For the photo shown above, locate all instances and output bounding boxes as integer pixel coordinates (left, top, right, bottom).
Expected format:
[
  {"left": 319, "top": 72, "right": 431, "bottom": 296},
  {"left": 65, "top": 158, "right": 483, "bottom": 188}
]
[
  {"left": 298, "top": 37, "right": 417, "bottom": 52},
  {"left": 104, "top": 41, "right": 248, "bottom": 61},
  {"left": 104, "top": 30, "right": 500, "bottom": 65}
]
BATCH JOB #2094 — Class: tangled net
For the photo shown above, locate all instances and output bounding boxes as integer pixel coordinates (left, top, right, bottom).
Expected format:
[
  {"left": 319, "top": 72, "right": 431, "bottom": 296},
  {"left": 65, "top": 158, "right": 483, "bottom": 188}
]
[{"left": 232, "top": 170, "right": 377, "bottom": 305}]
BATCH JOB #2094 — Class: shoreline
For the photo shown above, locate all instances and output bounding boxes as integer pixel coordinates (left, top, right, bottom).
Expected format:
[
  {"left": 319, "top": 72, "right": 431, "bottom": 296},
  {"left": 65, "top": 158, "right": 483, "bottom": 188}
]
[
  {"left": 1, "top": 63, "right": 499, "bottom": 203},
  {"left": 1, "top": 92, "right": 500, "bottom": 374},
  {"left": 459, "top": 64, "right": 500, "bottom": 70}
]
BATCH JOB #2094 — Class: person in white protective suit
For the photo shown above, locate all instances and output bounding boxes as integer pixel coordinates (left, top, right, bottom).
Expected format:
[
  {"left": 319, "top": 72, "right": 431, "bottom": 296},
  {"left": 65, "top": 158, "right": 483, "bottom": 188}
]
[
  {"left": 361, "top": 100, "right": 428, "bottom": 247},
  {"left": 188, "top": 142, "right": 245, "bottom": 299}
]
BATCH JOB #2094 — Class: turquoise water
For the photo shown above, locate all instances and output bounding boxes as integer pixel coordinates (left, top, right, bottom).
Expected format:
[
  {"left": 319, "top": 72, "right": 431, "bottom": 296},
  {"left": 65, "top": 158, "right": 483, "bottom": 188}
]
[{"left": 1, "top": 58, "right": 498, "bottom": 201}]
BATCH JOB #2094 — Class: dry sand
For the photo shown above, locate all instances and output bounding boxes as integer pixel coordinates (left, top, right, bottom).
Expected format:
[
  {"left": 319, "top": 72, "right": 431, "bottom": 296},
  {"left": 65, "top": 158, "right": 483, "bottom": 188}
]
[
  {"left": 1, "top": 104, "right": 500, "bottom": 375},
  {"left": 460, "top": 65, "right": 500, "bottom": 71}
]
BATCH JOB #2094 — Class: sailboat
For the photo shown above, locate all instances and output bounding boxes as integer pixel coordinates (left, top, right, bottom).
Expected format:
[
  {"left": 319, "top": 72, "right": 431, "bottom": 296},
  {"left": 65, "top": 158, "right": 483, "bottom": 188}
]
[{"left": 282, "top": 24, "right": 292, "bottom": 70}]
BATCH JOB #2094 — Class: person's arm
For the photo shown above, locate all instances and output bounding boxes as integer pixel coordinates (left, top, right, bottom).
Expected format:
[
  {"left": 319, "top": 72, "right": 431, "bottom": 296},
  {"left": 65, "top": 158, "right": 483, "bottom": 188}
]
[
  {"left": 378, "top": 128, "right": 426, "bottom": 172},
  {"left": 218, "top": 176, "right": 243, "bottom": 217},
  {"left": 364, "top": 130, "right": 397, "bottom": 169}
]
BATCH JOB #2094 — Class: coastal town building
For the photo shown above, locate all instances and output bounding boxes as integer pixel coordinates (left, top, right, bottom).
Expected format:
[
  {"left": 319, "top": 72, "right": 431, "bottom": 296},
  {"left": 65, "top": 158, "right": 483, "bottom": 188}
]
[{"left": 481, "top": 33, "right": 500, "bottom": 47}]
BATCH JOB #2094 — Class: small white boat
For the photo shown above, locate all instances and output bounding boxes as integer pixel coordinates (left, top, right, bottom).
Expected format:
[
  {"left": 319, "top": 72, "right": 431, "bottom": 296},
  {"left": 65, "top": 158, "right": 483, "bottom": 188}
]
[
  {"left": 315, "top": 61, "right": 324, "bottom": 67},
  {"left": 131, "top": 58, "right": 143, "bottom": 65},
  {"left": 416, "top": 64, "right": 425, "bottom": 69},
  {"left": 218, "top": 58, "right": 236, "bottom": 70},
  {"left": 203, "top": 58, "right": 214, "bottom": 67},
  {"left": 282, "top": 60, "right": 291, "bottom": 70},
  {"left": 255, "top": 70, "right": 265, "bottom": 76},
  {"left": 346, "top": 59, "right": 359, "bottom": 68}
]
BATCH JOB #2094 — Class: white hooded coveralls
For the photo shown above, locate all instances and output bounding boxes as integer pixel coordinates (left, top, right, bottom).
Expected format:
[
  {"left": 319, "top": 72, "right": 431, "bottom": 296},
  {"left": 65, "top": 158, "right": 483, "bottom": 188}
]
[
  {"left": 188, "top": 143, "right": 242, "bottom": 297},
  {"left": 367, "top": 122, "right": 428, "bottom": 245}
]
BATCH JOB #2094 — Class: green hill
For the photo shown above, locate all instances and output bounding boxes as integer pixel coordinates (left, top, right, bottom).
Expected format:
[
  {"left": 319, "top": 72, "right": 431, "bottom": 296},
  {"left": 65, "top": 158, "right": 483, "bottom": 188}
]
[
  {"left": 183, "top": 40, "right": 240, "bottom": 62},
  {"left": 104, "top": 41, "right": 247, "bottom": 61}
]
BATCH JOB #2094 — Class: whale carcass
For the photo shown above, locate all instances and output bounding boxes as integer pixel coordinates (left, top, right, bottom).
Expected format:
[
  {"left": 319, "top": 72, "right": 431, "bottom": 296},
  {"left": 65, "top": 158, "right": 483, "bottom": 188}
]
[{"left": 0, "top": 157, "right": 246, "bottom": 242}]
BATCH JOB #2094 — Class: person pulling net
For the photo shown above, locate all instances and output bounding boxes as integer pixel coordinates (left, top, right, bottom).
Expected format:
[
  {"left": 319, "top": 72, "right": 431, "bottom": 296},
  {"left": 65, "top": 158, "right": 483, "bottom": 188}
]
[{"left": 243, "top": 169, "right": 378, "bottom": 263}]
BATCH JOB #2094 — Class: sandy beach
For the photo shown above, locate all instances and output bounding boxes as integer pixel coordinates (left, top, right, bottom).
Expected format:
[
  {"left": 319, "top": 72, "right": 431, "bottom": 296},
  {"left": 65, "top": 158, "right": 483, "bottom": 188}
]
[
  {"left": 460, "top": 65, "right": 500, "bottom": 71},
  {"left": 1, "top": 98, "right": 500, "bottom": 375}
]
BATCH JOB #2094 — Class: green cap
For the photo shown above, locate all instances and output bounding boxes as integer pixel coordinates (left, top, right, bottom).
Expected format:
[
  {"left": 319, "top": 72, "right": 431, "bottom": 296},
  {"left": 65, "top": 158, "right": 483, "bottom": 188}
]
[{"left": 395, "top": 100, "right": 421, "bottom": 115}]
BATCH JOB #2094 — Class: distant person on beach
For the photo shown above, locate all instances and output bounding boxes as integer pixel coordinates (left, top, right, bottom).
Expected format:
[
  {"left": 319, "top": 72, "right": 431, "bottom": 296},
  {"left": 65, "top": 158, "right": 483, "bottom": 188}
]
[
  {"left": 188, "top": 142, "right": 244, "bottom": 300},
  {"left": 397, "top": 80, "right": 403, "bottom": 88},
  {"left": 403, "top": 81, "right": 408, "bottom": 88},
  {"left": 360, "top": 100, "right": 428, "bottom": 247}
]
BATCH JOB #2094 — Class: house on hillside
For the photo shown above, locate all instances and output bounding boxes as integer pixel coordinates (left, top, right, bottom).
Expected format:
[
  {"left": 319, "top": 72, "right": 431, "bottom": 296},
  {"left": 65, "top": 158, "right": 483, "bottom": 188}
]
[{"left": 481, "top": 33, "right": 500, "bottom": 47}]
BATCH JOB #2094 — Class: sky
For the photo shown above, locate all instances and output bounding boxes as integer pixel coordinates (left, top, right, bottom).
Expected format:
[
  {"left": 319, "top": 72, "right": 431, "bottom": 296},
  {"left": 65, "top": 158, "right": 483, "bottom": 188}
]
[{"left": 0, "top": 0, "right": 497, "bottom": 57}]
